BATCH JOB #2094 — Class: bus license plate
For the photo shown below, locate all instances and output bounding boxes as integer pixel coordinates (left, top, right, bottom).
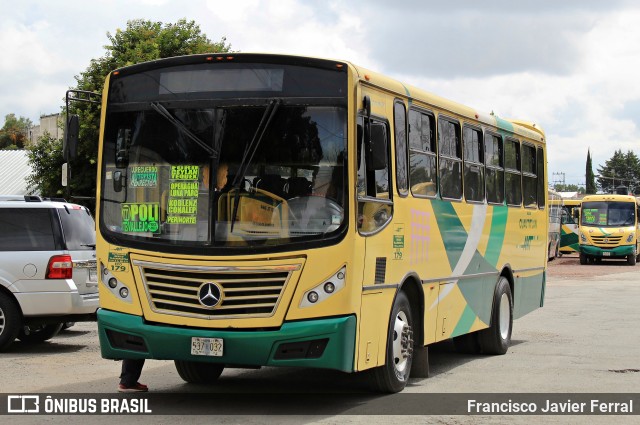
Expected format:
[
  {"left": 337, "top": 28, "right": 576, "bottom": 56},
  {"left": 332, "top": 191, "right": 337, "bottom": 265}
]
[
  {"left": 191, "top": 337, "right": 223, "bottom": 357},
  {"left": 603, "top": 252, "right": 611, "bottom": 257}
]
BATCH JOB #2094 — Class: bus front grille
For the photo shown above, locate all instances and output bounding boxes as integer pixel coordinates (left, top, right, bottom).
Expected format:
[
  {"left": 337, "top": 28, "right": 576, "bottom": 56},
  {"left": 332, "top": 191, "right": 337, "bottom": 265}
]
[
  {"left": 133, "top": 260, "right": 298, "bottom": 319},
  {"left": 591, "top": 235, "right": 622, "bottom": 247}
]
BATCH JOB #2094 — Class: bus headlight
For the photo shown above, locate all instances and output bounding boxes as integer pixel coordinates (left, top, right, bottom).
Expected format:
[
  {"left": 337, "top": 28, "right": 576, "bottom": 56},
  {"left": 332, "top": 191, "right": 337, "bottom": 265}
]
[
  {"left": 580, "top": 232, "right": 587, "bottom": 243},
  {"left": 100, "top": 262, "right": 132, "bottom": 303},
  {"left": 300, "top": 266, "right": 346, "bottom": 308},
  {"left": 627, "top": 233, "right": 634, "bottom": 243}
]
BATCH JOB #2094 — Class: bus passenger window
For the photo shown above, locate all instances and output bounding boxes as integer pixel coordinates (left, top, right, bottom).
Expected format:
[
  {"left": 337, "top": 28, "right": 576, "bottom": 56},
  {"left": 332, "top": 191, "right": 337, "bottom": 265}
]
[
  {"left": 408, "top": 109, "right": 437, "bottom": 198},
  {"left": 505, "top": 138, "right": 522, "bottom": 207},
  {"left": 522, "top": 144, "right": 537, "bottom": 208},
  {"left": 485, "top": 133, "right": 504, "bottom": 204},
  {"left": 463, "top": 126, "right": 485, "bottom": 202},
  {"left": 438, "top": 118, "right": 462, "bottom": 200}
]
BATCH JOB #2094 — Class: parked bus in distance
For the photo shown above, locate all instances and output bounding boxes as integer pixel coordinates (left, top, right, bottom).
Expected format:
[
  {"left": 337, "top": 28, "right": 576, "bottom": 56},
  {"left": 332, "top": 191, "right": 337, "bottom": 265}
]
[
  {"left": 89, "top": 53, "right": 548, "bottom": 393},
  {"left": 559, "top": 199, "right": 581, "bottom": 255},
  {"left": 548, "top": 190, "right": 562, "bottom": 260},
  {"left": 578, "top": 194, "right": 640, "bottom": 265}
]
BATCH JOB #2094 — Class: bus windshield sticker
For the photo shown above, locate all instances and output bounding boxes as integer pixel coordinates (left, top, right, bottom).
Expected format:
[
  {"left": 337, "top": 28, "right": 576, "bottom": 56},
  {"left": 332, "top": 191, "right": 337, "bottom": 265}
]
[
  {"left": 121, "top": 203, "right": 160, "bottom": 233},
  {"left": 167, "top": 165, "right": 201, "bottom": 226},
  {"left": 129, "top": 165, "right": 158, "bottom": 188}
]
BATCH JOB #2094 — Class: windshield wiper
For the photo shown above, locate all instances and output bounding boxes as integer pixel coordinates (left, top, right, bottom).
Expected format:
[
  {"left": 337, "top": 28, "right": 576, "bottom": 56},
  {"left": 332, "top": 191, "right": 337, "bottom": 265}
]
[
  {"left": 150, "top": 102, "right": 218, "bottom": 158},
  {"left": 230, "top": 99, "right": 281, "bottom": 232}
]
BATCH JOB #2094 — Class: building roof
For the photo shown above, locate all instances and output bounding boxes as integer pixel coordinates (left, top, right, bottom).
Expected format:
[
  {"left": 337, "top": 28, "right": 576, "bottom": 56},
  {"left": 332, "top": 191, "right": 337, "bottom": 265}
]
[{"left": 0, "top": 150, "right": 38, "bottom": 195}]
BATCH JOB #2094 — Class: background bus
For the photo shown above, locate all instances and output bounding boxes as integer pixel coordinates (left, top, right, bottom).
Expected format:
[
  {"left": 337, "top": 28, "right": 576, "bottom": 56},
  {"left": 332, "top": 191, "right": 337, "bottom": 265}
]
[
  {"left": 559, "top": 199, "right": 581, "bottom": 255},
  {"left": 548, "top": 190, "right": 562, "bottom": 260},
  {"left": 91, "top": 53, "right": 547, "bottom": 393},
  {"left": 578, "top": 194, "right": 640, "bottom": 265}
]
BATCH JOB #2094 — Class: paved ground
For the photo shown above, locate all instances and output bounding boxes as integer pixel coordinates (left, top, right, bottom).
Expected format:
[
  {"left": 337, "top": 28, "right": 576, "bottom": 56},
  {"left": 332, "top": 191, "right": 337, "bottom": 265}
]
[{"left": 2, "top": 257, "right": 639, "bottom": 424}]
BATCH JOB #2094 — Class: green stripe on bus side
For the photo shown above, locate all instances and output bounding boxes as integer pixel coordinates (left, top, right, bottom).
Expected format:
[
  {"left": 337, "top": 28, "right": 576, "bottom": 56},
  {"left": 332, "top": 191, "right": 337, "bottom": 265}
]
[
  {"left": 451, "top": 304, "right": 478, "bottom": 338},
  {"left": 432, "top": 200, "right": 466, "bottom": 270},
  {"left": 560, "top": 232, "right": 579, "bottom": 249},
  {"left": 485, "top": 206, "right": 508, "bottom": 268}
]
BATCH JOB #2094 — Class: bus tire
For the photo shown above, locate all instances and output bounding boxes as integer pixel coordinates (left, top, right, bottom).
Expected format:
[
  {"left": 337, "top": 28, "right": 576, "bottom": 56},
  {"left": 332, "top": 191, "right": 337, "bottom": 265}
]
[
  {"left": 0, "top": 293, "right": 21, "bottom": 352},
  {"left": 17, "top": 323, "right": 63, "bottom": 343},
  {"left": 174, "top": 360, "right": 224, "bottom": 384},
  {"left": 627, "top": 254, "right": 636, "bottom": 266},
  {"left": 479, "top": 277, "right": 512, "bottom": 355},
  {"left": 369, "top": 291, "right": 414, "bottom": 393},
  {"left": 579, "top": 253, "right": 587, "bottom": 265}
]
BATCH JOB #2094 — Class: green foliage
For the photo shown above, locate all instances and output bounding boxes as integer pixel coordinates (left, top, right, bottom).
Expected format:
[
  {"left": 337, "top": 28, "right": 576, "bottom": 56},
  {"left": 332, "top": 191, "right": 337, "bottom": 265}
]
[
  {"left": 585, "top": 149, "right": 596, "bottom": 194},
  {"left": 26, "top": 133, "right": 65, "bottom": 197},
  {"left": 35, "top": 18, "right": 232, "bottom": 208},
  {"left": 596, "top": 149, "right": 640, "bottom": 194},
  {"left": 0, "top": 113, "right": 33, "bottom": 150}
]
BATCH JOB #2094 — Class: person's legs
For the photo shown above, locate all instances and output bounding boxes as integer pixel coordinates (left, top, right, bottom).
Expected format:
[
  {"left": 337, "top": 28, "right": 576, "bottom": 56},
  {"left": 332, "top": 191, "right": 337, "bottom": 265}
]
[{"left": 119, "top": 359, "right": 146, "bottom": 387}]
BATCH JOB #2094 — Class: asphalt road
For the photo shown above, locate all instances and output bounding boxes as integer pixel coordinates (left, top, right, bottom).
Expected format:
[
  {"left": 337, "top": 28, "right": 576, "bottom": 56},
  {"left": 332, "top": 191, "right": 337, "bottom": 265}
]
[{"left": 2, "top": 257, "right": 639, "bottom": 424}]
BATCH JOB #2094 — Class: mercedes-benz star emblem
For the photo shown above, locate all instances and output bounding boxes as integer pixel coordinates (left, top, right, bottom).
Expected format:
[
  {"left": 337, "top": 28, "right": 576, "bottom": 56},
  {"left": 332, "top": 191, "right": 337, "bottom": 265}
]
[{"left": 197, "top": 282, "right": 223, "bottom": 308}]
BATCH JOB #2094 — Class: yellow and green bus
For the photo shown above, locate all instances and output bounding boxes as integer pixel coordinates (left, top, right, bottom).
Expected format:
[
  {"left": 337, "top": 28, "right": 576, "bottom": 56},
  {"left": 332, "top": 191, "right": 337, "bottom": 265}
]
[
  {"left": 578, "top": 194, "right": 640, "bottom": 265},
  {"left": 93, "top": 53, "right": 548, "bottom": 392},
  {"left": 559, "top": 199, "right": 581, "bottom": 255}
]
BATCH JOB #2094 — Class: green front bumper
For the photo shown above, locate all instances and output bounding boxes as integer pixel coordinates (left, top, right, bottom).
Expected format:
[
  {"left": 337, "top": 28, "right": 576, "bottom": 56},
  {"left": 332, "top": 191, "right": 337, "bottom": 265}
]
[
  {"left": 98, "top": 309, "right": 356, "bottom": 372},
  {"left": 579, "top": 244, "right": 635, "bottom": 257}
]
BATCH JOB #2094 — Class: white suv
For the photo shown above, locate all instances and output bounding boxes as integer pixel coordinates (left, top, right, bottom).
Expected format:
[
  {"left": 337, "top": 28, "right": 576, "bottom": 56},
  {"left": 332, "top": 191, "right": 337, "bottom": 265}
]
[{"left": 0, "top": 196, "right": 98, "bottom": 351}]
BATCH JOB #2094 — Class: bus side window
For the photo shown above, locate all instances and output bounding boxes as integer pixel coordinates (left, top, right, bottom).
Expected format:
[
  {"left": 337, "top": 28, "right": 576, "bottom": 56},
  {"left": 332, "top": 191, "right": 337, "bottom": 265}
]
[
  {"left": 438, "top": 117, "right": 462, "bottom": 200},
  {"left": 358, "top": 117, "right": 393, "bottom": 233},
  {"left": 504, "top": 138, "right": 522, "bottom": 207},
  {"left": 463, "top": 125, "right": 485, "bottom": 203},
  {"left": 485, "top": 133, "right": 504, "bottom": 204}
]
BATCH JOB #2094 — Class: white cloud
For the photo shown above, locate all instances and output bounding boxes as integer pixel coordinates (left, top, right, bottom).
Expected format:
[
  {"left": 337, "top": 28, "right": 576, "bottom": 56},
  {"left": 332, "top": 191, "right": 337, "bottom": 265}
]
[{"left": 1, "top": 0, "right": 640, "bottom": 188}]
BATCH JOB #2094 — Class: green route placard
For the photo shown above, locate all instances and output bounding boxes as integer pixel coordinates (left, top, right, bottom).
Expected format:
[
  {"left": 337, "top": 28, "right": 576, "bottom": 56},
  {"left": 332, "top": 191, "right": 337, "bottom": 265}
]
[
  {"left": 167, "top": 165, "right": 201, "bottom": 225},
  {"left": 129, "top": 166, "right": 158, "bottom": 188},
  {"left": 121, "top": 203, "right": 160, "bottom": 233}
]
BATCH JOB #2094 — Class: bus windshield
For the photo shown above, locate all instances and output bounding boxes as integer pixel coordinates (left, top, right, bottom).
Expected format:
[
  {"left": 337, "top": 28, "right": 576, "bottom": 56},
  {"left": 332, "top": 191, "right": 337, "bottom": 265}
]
[
  {"left": 581, "top": 201, "right": 636, "bottom": 227},
  {"left": 99, "top": 62, "right": 348, "bottom": 250}
]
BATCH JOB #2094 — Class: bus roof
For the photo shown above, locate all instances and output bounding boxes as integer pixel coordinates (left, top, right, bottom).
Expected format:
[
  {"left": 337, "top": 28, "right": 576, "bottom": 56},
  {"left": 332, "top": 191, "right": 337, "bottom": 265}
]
[{"left": 581, "top": 194, "right": 639, "bottom": 203}]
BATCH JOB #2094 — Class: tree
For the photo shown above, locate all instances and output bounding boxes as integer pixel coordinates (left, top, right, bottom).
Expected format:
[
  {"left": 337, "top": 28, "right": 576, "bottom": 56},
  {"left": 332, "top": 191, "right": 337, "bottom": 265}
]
[
  {"left": 26, "top": 133, "right": 65, "bottom": 196},
  {"left": 29, "top": 19, "right": 232, "bottom": 206},
  {"left": 596, "top": 149, "right": 640, "bottom": 194},
  {"left": 585, "top": 149, "right": 596, "bottom": 194},
  {"left": 0, "top": 114, "right": 32, "bottom": 150}
]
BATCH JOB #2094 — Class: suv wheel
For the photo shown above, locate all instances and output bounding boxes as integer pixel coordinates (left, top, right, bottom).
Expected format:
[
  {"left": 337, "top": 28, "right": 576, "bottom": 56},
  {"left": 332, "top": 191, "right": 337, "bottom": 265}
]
[{"left": 0, "top": 293, "right": 21, "bottom": 351}]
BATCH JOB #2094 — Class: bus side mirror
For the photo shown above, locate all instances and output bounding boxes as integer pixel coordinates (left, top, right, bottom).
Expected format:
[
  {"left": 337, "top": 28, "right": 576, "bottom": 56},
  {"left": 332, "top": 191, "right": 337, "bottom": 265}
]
[
  {"left": 64, "top": 114, "right": 79, "bottom": 161},
  {"left": 367, "top": 123, "right": 388, "bottom": 171}
]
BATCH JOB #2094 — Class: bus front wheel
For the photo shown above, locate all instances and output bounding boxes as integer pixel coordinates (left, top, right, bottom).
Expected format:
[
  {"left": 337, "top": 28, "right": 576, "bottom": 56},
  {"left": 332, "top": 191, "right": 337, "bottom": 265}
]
[
  {"left": 174, "top": 360, "right": 224, "bottom": 384},
  {"left": 478, "top": 277, "right": 513, "bottom": 355},
  {"left": 579, "top": 253, "right": 588, "bottom": 265},
  {"left": 369, "top": 291, "right": 414, "bottom": 393},
  {"left": 627, "top": 254, "right": 636, "bottom": 266}
]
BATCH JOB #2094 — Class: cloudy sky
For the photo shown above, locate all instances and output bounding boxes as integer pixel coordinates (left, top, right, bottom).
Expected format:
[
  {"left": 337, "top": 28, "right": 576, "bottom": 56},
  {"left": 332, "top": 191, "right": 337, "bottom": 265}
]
[{"left": 2, "top": 0, "right": 639, "bottom": 186}]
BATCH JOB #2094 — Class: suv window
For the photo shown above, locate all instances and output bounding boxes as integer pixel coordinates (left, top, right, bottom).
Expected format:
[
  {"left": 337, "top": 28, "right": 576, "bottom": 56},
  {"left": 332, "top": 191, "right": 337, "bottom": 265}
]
[
  {"left": 58, "top": 207, "right": 96, "bottom": 250},
  {"left": 0, "top": 209, "right": 56, "bottom": 251}
]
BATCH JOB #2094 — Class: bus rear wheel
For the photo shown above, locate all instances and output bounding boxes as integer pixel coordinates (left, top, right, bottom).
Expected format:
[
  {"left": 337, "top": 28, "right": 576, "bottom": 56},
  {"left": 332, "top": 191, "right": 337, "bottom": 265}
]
[
  {"left": 369, "top": 291, "right": 414, "bottom": 393},
  {"left": 479, "top": 277, "right": 512, "bottom": 355},
  {"left": 174, "top": 360, "right": 224, "bottom": 384}
]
